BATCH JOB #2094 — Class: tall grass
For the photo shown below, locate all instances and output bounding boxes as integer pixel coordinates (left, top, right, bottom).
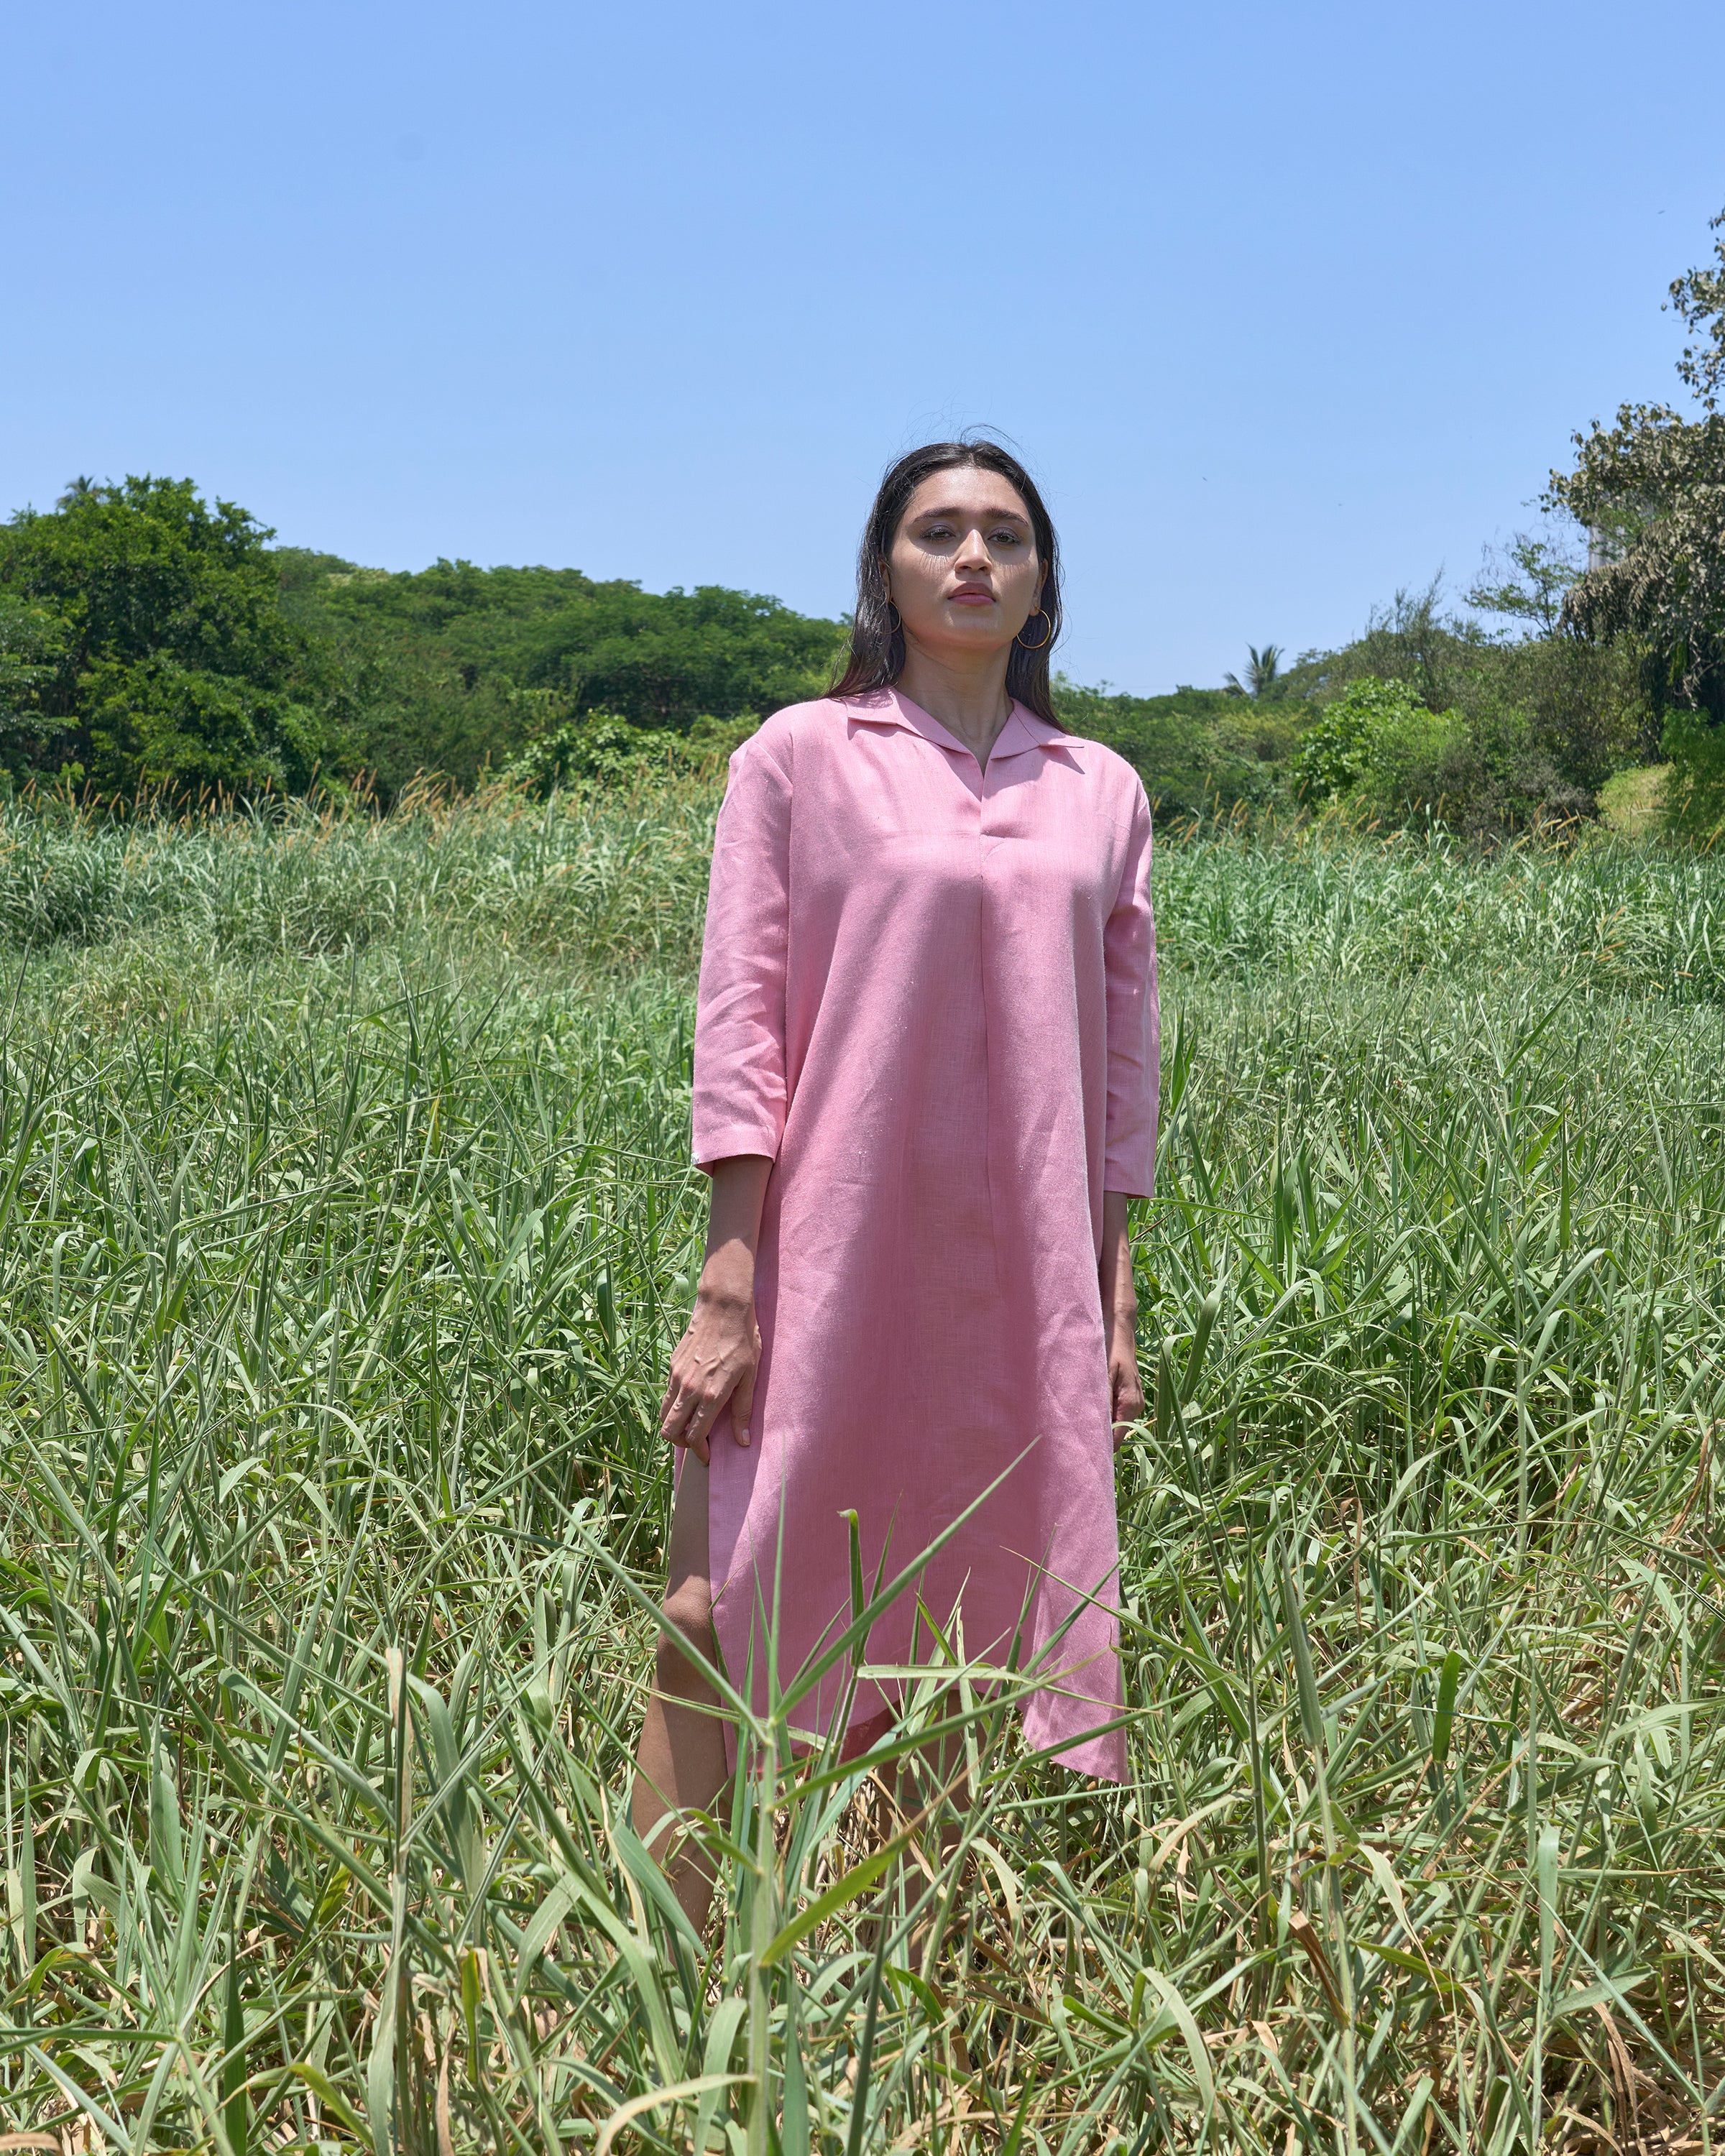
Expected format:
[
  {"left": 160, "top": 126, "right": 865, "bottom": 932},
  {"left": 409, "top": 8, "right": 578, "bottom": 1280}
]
[
  {"left": 9, "top": 779, "right": 1725, "bottom": 998},
  {"left": 0, "top": 788, "right": 1721, "bottom": 2151},
  {"left": 0, "top": 778, "right": 717, "bottom": 970}
]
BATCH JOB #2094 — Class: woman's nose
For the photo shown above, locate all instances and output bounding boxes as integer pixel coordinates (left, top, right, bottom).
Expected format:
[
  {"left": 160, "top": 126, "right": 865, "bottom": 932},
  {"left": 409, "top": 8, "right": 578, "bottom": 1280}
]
[{"left": 954, "top": 525, "right": 991, "bottom": 568}]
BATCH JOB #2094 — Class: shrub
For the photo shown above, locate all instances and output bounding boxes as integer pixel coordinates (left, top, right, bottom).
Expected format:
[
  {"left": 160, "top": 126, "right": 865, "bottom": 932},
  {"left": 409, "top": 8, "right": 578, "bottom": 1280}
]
[
  {"left": 505, "top": 709, "right": 758, "bottom": 799},
  {"left": 1055, "top": 678, "right": 1295, "bottom": 819},
  {"left": 1353, "top": 699, "right": 1471, "bottom": 817},
  {"left": 1660, "top": 706, "right": 1725, "bottom": 839},
  {"left": 1297, "top": 675, "right": 1611, "bottom": 834},
  {"left": 1293, "top": 678, "right": 1440, "bottom": 801}
]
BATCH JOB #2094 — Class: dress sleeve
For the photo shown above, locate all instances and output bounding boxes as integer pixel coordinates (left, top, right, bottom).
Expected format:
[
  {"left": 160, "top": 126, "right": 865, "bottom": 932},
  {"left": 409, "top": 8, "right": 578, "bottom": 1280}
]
[
  {"left": 691, "top": 732, "right": 793, "bottom": 1171},
  {"left": 1103, "top": 784, "right": 1159, "bottom": 1196}
]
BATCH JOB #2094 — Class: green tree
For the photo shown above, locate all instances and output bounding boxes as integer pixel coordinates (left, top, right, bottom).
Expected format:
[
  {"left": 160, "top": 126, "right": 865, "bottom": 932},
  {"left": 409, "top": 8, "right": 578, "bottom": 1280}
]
[
  {"left": 1465, "top": 530, "right": 1584, "bottom": 635},
  {"left": 81, "top": 655, "right": 330, "bottom": 797},
  {"left": 1223, "top": 642, "right": 1284, "bottom": 699},
  {"left": 1547, "top": 207, "right": 1725, "bottom": 829},
  {"left": 0, "top": 476, "right": 350, "bottom": 795},
  {"left": 0, "top": 597, "right": 70, "bottom": 773},
  {"left": 288, "top": 556, "right": 845, "bottom": 797},
  {"left": 1054, "top": 677, "right": 1294, "bottom": 817}
]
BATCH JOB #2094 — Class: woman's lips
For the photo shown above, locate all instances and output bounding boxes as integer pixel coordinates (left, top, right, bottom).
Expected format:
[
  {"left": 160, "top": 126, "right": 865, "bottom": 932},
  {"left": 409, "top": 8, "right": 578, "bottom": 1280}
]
[{"left": 949, "top": 587, "right": 995, "bottom": 605}]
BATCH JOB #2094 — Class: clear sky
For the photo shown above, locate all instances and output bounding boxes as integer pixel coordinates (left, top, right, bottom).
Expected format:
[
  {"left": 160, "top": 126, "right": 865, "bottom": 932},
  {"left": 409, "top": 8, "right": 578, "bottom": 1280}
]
[{"left": 4, "top": 1, "right": 1721, "bottom": 694}]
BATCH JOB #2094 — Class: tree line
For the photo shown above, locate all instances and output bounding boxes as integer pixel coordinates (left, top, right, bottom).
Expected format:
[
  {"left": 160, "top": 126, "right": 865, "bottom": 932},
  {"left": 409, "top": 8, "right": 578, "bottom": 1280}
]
[{"left": 0, "top": 483, "right": 842, "bottom": 803}]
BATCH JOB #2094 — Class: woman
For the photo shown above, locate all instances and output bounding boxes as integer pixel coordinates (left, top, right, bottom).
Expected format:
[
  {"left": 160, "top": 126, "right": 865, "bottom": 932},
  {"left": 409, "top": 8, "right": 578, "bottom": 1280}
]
[{"left": 632, "top": 440, "right": 1159, "bottom": 1920}]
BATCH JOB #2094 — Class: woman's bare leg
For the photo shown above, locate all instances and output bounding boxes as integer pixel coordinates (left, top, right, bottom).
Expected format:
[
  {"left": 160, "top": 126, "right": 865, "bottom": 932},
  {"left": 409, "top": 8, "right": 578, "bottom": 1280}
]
[{"left": 632, "top": 1456, "right": 731, "bottom": 1930}]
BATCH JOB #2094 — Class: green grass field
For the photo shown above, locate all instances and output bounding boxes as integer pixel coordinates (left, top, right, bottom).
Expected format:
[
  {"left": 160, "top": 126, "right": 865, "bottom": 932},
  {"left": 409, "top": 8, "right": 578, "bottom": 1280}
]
[{"left": 1, "top": 778, "right": 1721, "bottom": 2153}]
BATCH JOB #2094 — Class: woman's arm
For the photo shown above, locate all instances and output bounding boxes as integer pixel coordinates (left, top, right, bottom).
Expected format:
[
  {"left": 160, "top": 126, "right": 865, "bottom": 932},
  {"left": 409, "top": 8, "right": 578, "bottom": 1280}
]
[
  {"left": 660, "top": 1153, "right": 773, "bottom": 1464},
  {"left": 1099, "top": 1189, "right": 1144, "bottom": 1445},
  {"left": 1103, "top": 787, "right": 1159, "bottom": 1198}
]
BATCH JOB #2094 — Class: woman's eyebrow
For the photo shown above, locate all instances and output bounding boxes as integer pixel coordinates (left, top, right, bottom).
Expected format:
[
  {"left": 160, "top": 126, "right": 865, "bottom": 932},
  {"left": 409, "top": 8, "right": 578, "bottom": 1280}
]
[{"left": 913, "top": 504, "right": 1031, "bottom": 523}]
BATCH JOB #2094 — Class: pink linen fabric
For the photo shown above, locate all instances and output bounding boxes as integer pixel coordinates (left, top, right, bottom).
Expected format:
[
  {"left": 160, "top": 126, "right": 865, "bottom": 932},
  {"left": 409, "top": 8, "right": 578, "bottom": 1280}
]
[{"left": 691, "top": 688, "right": 1159, "bottom": 1779}]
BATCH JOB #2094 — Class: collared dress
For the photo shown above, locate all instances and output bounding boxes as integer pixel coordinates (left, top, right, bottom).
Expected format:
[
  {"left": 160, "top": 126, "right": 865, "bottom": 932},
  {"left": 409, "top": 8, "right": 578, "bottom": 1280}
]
[{"left": 690, "top": 686, "right": 1159, "bottom": 1779}]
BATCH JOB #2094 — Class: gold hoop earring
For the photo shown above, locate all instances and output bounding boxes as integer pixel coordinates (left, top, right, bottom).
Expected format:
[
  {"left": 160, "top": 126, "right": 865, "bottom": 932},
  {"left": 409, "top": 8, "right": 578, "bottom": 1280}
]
[
  {"left": 1015, "top": 608, "right": 1052, "bottom": 651},
  {"left": 886, "top": 601, "right": 903, "bottom": 635}
]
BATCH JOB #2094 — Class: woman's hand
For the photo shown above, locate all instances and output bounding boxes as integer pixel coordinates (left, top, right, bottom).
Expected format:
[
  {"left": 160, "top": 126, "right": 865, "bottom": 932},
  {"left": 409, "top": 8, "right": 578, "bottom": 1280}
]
[
  {"left": 661, "top": 1154, "right": 773, "bottom": 1465},
  {"left": 1106, "top": 1308, "right": 1145, "bottom": 1443},
  {"left": 661, "top": 1256, "right": 760, "bottom": 1464},
  {"left": 1100, "top": 1190, "right": 1145, "bottom": 1448}
]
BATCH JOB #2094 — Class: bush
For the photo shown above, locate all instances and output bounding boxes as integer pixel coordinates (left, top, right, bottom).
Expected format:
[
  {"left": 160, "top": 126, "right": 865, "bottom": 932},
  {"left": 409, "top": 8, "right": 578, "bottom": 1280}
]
[
  {"left": 1297, "top": 675, "right": 1614, "bottom": 835},
  {"left": 291, "top": 556, "right": 843, "bottom": 796},
  {"left": 505, "top": 709, "right": 759, "bottom": 799},
  {"left": 1292, "top": 678, "right": 1440, "bottom": 801},
  {"left": 1660, "top": 707, "right": 1725, "bottom": 839},
  {"left": 0, "top": 594, "right": 69, "bottom": 765},
  {"left": 1354, "top": 698, "right": 1471, "bottom": 817},
  {"left": 1055, "top": 678, "right": 1296, "bottom": 818}
]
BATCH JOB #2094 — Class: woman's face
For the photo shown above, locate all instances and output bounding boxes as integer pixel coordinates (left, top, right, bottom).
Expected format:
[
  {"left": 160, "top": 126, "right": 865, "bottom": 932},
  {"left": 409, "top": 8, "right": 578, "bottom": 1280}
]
[{"left": 884, "top": 468, "right": 1044, "bottom": 663}]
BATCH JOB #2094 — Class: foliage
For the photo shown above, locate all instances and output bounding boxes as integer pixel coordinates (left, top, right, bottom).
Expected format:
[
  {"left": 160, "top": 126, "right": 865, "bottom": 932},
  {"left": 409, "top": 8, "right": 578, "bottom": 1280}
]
[
  {"left": 1353, "top": 698, "right": 1470, "bottom": 818},
  {"left": 78, "top": 652, "right": 334, "bottom": 797},
  {"left": 1055, "top": 676, "right": 1297, "bottom": 818},
  {"left": 1548, "top": 207, "right": 1725, "bottom": 826},
  {"left": 0, "top": 464, "right": 1667, "bottom": 839},
  {"left": 1655, "top": 705, "right": 1725, "bottom": 840},
  {"left": 505, "top": 710, "right": 759, "bottom": 798},
  {"left": 0, "top": 476, "right": 351, "bottom": 796},
  {"left": 1282, "top": 579, "right": 1652, "bottom": 834},
  {"left": 0, "top": 487, "right": 846, "bottom": 806},
  {"left": 506, "top": 710, "right": 669, "bottom": 793},
  {"left": 0, "top": 594, "right": 69, "bottom": 760},
  {"left": 1281, "top": 579, "right": 1496, "bottom": 717},
  {"left": 1464, "top": 528, "right": 1585, "bottom": 635},
  {"left": 1289, "top": 676, "right": 1435, "bottom": 801},
  {"left": 285, "top": 553, "right": 846, "bottom": 798},
  {"left": 1222, "top": 641, "right": 1284, "bottom": 698},
  {"left": 0, "top": 797, "right": 1721, "bottom": 2148}
]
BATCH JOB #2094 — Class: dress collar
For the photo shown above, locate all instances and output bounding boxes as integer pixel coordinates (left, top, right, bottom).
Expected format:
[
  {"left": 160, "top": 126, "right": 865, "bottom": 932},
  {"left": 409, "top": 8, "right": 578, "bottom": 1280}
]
[{"left": 843, "top": 688, "right": 1066, "bottom": 764}]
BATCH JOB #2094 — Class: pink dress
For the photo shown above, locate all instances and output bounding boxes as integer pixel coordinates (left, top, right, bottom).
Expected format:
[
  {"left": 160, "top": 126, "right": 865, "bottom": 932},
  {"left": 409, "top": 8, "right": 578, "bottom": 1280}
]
[{"left": 691, "top": 688, "right": 1158, "bottom": 1779}]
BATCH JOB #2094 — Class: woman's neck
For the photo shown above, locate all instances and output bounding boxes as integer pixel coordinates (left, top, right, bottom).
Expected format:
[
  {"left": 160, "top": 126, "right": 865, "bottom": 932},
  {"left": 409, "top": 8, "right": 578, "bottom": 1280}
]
[{"left": 895, "top": 645, "right": 1014, "bottom": 768}]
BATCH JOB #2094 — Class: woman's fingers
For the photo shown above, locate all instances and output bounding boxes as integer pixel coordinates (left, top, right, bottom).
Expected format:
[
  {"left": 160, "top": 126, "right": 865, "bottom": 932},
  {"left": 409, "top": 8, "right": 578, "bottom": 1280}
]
[
  {"left": 1110, "top": 1353, "right": 1144, "bottom": 1448},
  {"left": 681, "top": 1381, "right": 732, "bottom": 1460},
  {"left": 661, "top": 1302, "right": 760, "bottom": 1463},
  {"left": 660, "top": 1371, "right": 694, "bottom": 1442},
  {"left": 730, "top": 1357, "right": 758, "bottom": 1448},
  {"left": 662, "top": 1376, "right": 714, "bottom": 1464}
]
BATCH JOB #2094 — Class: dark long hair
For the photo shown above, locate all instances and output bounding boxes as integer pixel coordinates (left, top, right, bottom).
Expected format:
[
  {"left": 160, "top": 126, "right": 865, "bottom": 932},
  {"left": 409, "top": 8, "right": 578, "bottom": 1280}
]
[{"left": 829, "top": 437, "right": 1064, "bottom": 725}]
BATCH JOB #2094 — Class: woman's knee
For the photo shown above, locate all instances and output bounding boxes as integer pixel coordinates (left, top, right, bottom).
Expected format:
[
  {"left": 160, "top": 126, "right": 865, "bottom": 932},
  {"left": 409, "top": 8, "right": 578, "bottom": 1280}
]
[{"left": 656, "top": 1575, "right": 717, "bottom": 1692}]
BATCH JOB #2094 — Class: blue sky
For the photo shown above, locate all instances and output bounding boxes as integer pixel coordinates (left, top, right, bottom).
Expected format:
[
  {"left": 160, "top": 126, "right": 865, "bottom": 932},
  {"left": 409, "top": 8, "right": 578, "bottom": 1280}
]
[{"left": 4, "top": 0, "right": 1721, "bottom": 694}]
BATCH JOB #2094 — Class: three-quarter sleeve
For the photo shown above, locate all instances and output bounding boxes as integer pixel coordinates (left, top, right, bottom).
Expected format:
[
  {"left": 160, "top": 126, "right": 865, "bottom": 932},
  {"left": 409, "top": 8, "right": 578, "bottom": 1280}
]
[
  {"left": 1103, "top": 786, "right": 1159, "bottom": 1195},
  {"left": 691, "top": 732, "right": 794, "bottom": 1171}
]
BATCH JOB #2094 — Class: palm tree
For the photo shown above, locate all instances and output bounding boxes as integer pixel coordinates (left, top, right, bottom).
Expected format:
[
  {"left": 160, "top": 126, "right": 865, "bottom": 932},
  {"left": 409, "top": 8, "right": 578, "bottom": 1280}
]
[
  {"left": 1223, "top": 642, "right": 1284, "bottom": 699},
  {"left": 56, "top": 476, "right": 109, "bottom": 509}
]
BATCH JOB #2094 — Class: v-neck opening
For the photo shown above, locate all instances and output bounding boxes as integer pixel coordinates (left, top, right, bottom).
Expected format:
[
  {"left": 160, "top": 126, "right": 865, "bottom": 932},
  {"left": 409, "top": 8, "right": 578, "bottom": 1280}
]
[{"left": 888, "top": 688, "right": 1034, "bottom": 774}]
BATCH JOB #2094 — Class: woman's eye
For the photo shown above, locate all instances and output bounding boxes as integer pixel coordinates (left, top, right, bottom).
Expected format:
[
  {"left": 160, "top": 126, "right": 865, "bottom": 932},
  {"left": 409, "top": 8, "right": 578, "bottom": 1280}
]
[{"left": 990, "top": 530, "right": 1023, "bottom": 546}]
